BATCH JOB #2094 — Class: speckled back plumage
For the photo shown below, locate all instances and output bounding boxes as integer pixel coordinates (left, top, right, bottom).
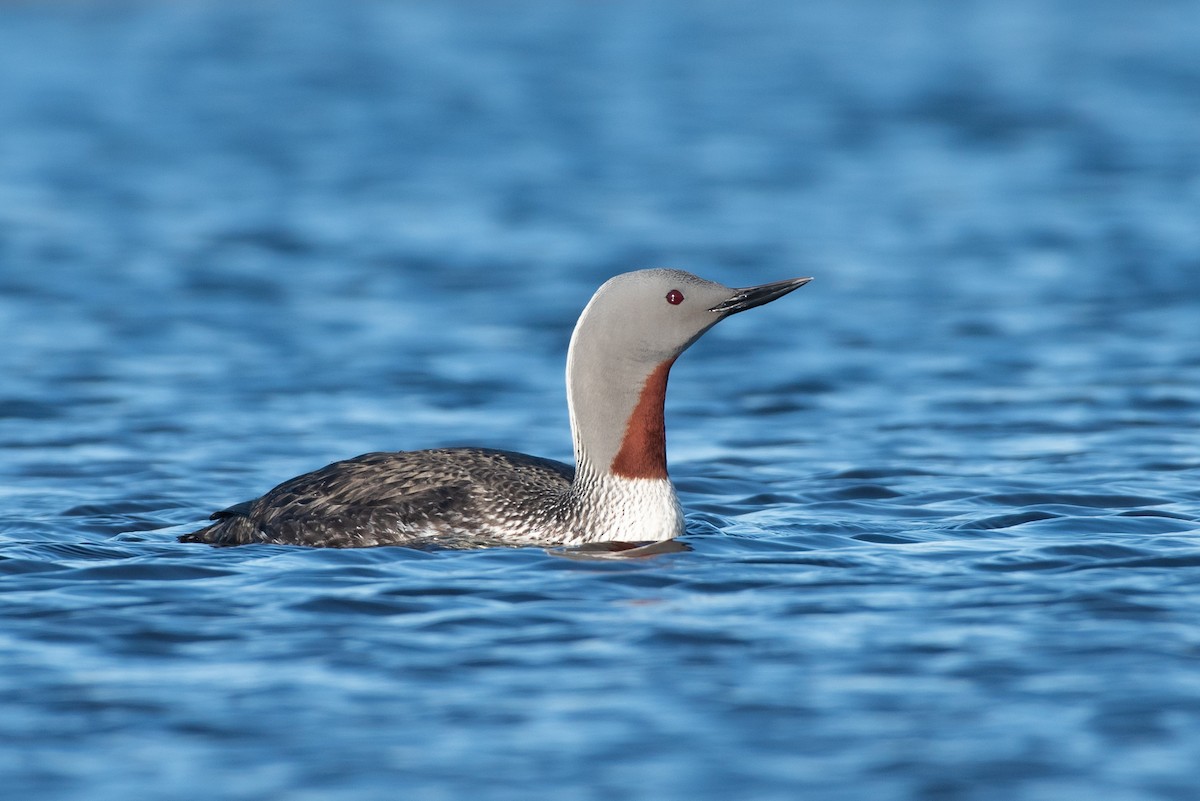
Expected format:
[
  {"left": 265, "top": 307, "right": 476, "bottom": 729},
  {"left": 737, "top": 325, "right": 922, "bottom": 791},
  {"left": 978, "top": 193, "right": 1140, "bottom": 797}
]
[{"left": 181, "top": 448, "right": 576, "bottom": 547}]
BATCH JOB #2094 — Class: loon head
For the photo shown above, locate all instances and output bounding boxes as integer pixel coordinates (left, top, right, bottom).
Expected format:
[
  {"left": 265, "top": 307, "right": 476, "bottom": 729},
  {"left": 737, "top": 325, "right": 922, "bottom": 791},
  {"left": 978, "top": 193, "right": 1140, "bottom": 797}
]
[{"left": 565, "top": 269, "right": 812, "bottom": 480}]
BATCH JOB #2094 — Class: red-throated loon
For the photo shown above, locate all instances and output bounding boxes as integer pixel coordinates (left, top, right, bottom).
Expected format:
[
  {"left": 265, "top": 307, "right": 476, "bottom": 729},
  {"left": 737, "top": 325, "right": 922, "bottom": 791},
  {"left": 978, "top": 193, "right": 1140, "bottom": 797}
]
[{"left": 181, "top": 269, "right": 811, "bottom": 548}]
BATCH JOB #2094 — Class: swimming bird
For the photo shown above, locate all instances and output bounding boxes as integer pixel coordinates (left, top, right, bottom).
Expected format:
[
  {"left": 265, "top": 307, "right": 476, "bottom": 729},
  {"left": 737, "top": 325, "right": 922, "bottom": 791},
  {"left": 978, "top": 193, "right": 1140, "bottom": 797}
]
[{"left": 181, "top": 269, "right": 810, "bottom": 548}]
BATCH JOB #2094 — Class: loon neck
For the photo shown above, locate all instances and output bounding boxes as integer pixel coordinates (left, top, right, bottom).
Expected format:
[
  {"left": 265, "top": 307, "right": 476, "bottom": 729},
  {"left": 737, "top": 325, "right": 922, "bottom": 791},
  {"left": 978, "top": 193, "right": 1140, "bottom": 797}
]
[
  {"left": 563, "top": 354, "right": 683, "bottom": 543},
  {"left": 608, "top": 358, "right": 673, "bottom": 480},
  {"left": 565, "top": 333, "right": 675, "bottom": 485}
]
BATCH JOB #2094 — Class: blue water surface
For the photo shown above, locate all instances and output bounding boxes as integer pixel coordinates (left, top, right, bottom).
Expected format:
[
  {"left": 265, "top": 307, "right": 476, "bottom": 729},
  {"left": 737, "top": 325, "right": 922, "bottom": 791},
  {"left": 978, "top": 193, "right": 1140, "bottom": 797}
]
[{"left": 2, "top": 1, "right": 1200, "bottom": 799}]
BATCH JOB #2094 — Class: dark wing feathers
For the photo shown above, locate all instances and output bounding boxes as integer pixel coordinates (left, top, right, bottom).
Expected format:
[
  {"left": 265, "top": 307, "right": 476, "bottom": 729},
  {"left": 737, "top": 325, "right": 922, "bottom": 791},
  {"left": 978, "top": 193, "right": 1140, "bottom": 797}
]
[
  {"left": 209, "top": 500, "right": 256, "bottom": 520},
  {"left": 182, "top": 448, "right": 574, "bottom": 547}
]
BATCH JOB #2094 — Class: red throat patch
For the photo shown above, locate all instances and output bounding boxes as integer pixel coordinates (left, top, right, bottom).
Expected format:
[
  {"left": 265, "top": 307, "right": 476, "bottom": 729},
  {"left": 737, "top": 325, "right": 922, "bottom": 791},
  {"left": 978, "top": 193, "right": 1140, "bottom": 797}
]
[{"left": 610, "top": 359, "right": 674, "bottom": 479}]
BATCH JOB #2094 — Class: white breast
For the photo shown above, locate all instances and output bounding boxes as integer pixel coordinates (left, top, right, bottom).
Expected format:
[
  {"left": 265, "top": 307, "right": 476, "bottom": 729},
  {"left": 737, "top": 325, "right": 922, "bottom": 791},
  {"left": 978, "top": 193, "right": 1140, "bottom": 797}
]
[{"left": 569, "top": 474, "right": 685, "bottom": 544}]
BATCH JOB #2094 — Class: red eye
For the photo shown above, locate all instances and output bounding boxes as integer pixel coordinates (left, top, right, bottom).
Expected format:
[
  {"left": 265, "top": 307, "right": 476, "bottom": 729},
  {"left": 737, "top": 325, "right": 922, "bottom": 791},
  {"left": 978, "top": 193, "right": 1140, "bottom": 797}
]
[{"left": 666, "top": 289, "right": 684, "bottom": 305}]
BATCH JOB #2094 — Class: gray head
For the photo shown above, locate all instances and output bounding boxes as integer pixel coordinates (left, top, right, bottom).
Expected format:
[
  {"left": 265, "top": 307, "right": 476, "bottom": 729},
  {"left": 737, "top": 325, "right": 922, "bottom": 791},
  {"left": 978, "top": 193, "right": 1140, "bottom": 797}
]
[{"left": 565, "top": 269, "right": 811, "bottom": 479}]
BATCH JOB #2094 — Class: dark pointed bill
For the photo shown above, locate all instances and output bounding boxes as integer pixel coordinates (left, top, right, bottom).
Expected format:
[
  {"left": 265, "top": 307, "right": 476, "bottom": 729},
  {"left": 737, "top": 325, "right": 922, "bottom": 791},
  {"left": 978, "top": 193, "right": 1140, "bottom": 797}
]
[{"left": 708, "top": 276, "right": 813, "bottom": 314}]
